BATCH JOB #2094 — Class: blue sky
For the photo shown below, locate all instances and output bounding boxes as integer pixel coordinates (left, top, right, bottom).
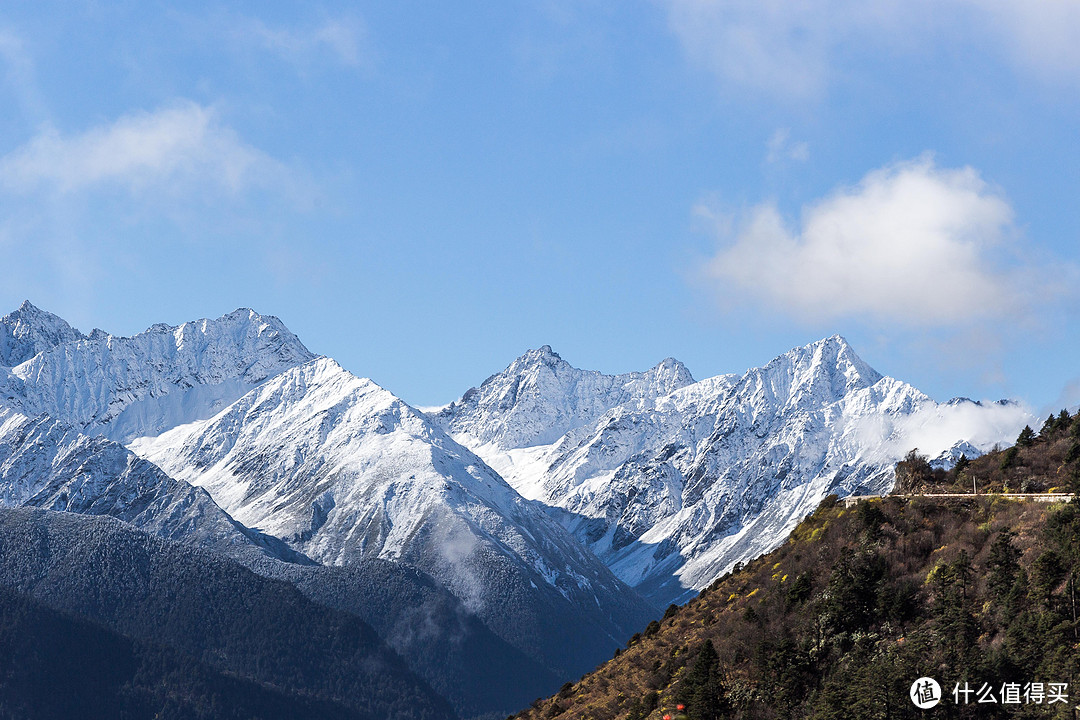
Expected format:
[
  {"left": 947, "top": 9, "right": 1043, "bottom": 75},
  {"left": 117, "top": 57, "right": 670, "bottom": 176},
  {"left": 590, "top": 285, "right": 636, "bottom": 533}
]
[{"left": 1, "top": 1, "right": 1078, "bottom": 411}]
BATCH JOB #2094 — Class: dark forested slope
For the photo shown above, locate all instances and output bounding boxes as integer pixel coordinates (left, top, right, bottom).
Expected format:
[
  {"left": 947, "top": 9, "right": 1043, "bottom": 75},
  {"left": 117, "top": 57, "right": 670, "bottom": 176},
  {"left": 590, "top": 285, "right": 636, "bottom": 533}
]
[
  {"left": 0, "top": 584, "right": 376, "bottom": 720},
  {"left": 0, "top": 508, "right": 456, "bottom": 720}
]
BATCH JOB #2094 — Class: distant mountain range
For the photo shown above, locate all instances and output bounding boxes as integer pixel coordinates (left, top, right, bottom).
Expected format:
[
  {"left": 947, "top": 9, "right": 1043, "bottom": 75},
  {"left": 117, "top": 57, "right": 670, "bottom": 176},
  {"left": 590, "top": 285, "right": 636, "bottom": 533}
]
[
  {"left": 0, "top": 301, "right": 1030, "bottom": 718},
  {"left": 431, "top": 339, "right": 1030, "bottom": 605}
]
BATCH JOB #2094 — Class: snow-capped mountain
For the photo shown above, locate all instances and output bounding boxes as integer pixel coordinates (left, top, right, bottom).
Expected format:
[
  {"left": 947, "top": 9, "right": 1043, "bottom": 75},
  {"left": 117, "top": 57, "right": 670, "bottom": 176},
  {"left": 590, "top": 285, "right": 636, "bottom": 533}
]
[
  {"left": 0, "top": 301, "right": 88, "bottom": 367},
  {"left": 0, "top": 301, "right": 654, "bottom": 682},
  {"left": 131, "top": 357, "right": 655, "bottom": 674},
  {"left": 0, "top": 407, "right": 298, "bottom": 565},
  {"left": 432, "top": 336, "right": 1030, "bottom": 606},
  {"left": 0, "top": 299, "right": 1031, "bottom": 677},
  {"left": 1, "top": 307, "right": 314, "bottom": 443}
]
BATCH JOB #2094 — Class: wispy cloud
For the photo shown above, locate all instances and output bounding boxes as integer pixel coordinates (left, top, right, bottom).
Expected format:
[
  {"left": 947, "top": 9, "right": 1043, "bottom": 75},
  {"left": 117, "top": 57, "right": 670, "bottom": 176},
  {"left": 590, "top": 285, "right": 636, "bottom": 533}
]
[
  {"left": 765, "top": 129, "right": 808, "bottom": 164},
  {"left": 665, "top": 0, "right": 839, "bottom": 100},
  {"left": 701, "top": 156, "right": 1069, "bottom": 327},
  {"left": 0, "top": 27, "right": 47, "bottom": 121},
  {"left": 0, "top": 102, "right": 291, "bottom": 197},
  {"left": 664, "top": 0, "right": 1080, "bottom": 99},
  {"left": 855, "top": 396, "right": 1033, "bottom": 460},
  {"left": 233, "top": 15, "right": 373, "bottom": 71},
  {"left": 965, "top": 0, "right": 1080, "bottom": 81},
  {"left": 1052, "top": 377, "right": 1080, "bottom": 414}
]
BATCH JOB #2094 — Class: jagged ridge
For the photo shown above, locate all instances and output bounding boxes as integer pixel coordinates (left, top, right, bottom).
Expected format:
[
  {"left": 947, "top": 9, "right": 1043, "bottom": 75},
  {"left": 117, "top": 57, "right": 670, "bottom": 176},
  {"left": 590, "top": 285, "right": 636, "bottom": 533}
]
[{"left": 1, "top": 307, "right": 315, "bottom": 442}]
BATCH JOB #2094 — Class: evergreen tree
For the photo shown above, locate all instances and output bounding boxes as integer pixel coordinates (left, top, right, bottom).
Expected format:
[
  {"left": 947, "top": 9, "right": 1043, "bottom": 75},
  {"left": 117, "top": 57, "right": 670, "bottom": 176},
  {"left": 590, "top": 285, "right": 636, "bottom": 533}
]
[
  {"left": 678, "top": 640, "right": 727, "bottom": 720},
  {"left": 1065, "top": 439, "right": 1080, "bottom": 466},
  {"left": 823, "top": 548, "right": 886, "bottom": 634},
  {"left": 1000, "top": 445, "right": 1020, "bottom": 471},
  {"left": 1016, "top": 425, "right": 1036, "bottom": 448},
  {"left": 987, "top": 530, "right": 1021, "bottom": 605},
  {"left": 1030, "top": 550, "right": 1065, "bottom": 608}
]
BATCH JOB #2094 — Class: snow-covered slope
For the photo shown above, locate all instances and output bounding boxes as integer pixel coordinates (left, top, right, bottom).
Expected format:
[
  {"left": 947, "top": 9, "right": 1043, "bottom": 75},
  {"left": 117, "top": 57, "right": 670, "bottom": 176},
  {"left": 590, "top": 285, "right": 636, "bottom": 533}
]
[
  {"left": 433, "top": 337, "right": 1030, "bottom": 606},
  {"left": 0, "top": 407, "right": 298, "bottom": 565},
  {"left": 1, "top": 308, "right": 314, "bottom": 443},
  {"left": 131, "top": 357, "right": 655, "bottom": 674}
]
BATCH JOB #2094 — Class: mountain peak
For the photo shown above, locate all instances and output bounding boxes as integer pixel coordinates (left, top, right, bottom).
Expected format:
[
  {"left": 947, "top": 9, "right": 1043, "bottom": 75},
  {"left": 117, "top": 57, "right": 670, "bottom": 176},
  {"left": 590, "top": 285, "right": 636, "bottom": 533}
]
[
  {"left": 221, "top": 307, "right": 260, "bottom": 323},
  {"left": 6, "top": 300, "right": 53, "bottom": 322},
  {"left": 513, "top": 345, "right": 565, "bottom": 368},
  {"left": 782, "top": 335, "right": 882, "bottom": 387},
  {"left": 435, "top": 348, "right": 697, "bottom": 449},
  {"left": 1, "top": 301, "right": 85, "bottom": 367},
  {"left": 650, "top": 356, "right": 695, "bottom": 387}
]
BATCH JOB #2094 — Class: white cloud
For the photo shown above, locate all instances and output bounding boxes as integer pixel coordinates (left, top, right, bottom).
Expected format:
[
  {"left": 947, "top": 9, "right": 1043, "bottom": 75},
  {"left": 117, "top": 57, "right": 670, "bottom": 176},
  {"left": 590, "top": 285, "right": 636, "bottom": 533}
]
[
  {"left": 703, "top": 156, "right": 1046, "bottom": 326},
  {"left": 856, "top": 397, "right": 1033, "bottom": 461},
  {"left": 664, "top": 0, "right": 1080, "bottom": 98},
  {"left": 237, "top": 16, "right": 372, "bottom": 70},
  {"left": 0, "top": 102, "right": 288, "bottom": 196}
]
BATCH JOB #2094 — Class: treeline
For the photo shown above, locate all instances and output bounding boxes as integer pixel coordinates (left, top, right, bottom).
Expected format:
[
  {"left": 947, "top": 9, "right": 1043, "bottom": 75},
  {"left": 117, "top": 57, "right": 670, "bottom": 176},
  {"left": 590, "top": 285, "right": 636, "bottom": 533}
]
[{"left": 513, "top": 494, "right": 1080, "bottom": 719}]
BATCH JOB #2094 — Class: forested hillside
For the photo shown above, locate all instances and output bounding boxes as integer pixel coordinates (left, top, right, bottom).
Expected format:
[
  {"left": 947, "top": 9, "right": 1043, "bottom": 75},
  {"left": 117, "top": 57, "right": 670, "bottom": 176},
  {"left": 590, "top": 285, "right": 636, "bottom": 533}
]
[
  {"left": 512, "top": 424, "right": 1080, "bottom": 719},
  {"left": 0, "top": 584, "right": 370, "bottom": 720},
  {"left": 0, "top": 508, "right": 456, "bottom": 720}
]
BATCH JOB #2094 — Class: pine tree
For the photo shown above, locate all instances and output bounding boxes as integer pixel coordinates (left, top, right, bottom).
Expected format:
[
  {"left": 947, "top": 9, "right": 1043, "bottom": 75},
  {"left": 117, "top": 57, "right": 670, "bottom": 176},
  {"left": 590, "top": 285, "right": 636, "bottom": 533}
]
[
  {"left": 953, "top": 453, "right": 970, "bottom": 475},
  {"left": 1016, "top": 425, "right": 1035, "bottom": 448},
  {"left": 678, "top": 640, "right": 727, "bottom": 720},
  {"left": 987, "top": 530, "right": 1021, "bottom": 605},
  {"left": 1065, "top": 439, "right": 1080, "bottom": 466},
  {"left": 1000, "top": 446, "right": 1020, "bottom": 471}
]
